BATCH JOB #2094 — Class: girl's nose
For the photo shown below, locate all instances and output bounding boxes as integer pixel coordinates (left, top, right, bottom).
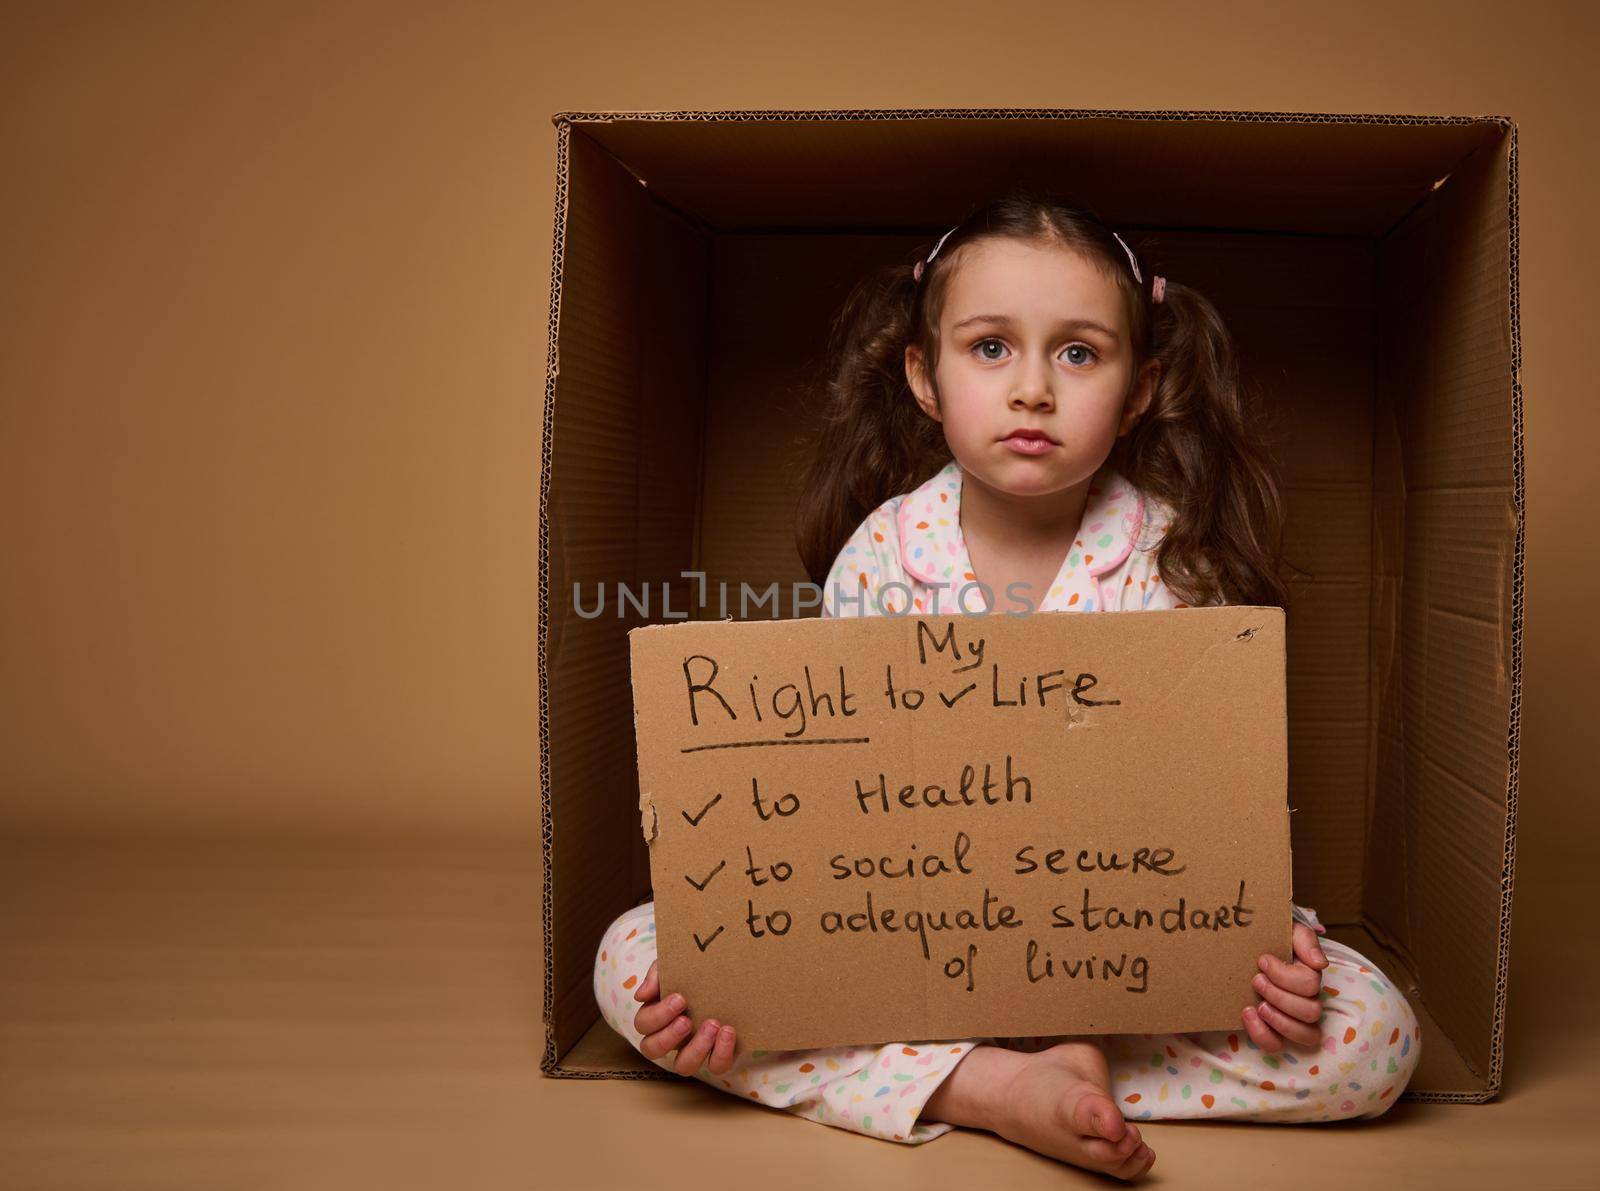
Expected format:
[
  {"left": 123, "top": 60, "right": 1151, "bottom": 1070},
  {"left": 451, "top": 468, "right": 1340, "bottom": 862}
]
[
  {"left": 1010, "top": 356, "right": 1056, "bottom": 410},
  {"left": 1009, "top": 385, "right": 1055, "bottom": 412}
]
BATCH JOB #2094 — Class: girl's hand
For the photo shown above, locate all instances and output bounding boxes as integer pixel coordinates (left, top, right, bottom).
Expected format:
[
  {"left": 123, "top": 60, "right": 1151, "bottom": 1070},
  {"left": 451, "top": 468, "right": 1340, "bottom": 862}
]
[
  {"left": 631, "top": 958, "right": 738, "bottom": 1077},
  {"left": 1242, "top": 922, "right": 1329, "bottom": 1052}
]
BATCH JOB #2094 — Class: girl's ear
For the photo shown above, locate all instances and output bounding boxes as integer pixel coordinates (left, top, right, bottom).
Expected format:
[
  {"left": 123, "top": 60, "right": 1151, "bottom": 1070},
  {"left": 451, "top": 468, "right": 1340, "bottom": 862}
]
[
  {"left": 905, "top": 345, "right": 941, "bottom": 422},
  {"left": 1119, "top": 359, "right": 1161, "bottom": 436}
]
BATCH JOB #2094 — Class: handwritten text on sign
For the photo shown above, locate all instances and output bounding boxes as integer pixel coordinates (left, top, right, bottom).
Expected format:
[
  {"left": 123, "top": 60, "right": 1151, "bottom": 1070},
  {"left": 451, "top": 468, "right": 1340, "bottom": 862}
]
[{"left": 628, "top": 607, "right": 1292, "bottom": 1050}]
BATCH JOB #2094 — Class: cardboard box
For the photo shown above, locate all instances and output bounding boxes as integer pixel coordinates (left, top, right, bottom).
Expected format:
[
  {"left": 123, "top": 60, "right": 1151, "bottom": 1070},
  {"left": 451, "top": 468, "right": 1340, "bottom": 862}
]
[
  {"left": 538, "top": 109, "right": 1524, "bottom": 1105},
  {"left": 627, "top": 607, "right": 1294, "bottom": 1048}
]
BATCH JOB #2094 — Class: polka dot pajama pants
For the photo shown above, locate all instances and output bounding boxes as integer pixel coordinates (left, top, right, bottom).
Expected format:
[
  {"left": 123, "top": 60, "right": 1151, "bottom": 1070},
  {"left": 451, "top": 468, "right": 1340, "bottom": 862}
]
[{"left": 593, "top": 899, "right": 1423, "bottom": 1144}]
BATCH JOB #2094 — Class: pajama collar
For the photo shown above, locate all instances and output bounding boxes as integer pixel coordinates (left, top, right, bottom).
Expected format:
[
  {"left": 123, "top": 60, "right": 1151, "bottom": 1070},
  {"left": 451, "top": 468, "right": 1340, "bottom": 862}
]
[{"left": 895, "top": 459, "right": 1146, "bottom": 612}]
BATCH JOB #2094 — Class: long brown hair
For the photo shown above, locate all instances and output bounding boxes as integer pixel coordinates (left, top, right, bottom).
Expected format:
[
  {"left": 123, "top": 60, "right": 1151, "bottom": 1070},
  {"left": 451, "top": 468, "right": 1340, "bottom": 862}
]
[{"left": 793, "top": 187, "right": 1294, "bottom": 609}]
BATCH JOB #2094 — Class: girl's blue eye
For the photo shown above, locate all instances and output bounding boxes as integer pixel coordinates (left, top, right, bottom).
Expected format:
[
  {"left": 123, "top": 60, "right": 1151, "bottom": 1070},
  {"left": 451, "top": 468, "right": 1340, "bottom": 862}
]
[{"left": 972, "top": 338, "right": 1098, "bottom": 366}]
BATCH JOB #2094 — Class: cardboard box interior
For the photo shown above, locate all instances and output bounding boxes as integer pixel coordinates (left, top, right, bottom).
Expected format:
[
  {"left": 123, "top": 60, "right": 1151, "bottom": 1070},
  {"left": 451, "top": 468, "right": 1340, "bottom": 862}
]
[{"left": 537, "top": 111, "right": 1523, "bottom": 1104}]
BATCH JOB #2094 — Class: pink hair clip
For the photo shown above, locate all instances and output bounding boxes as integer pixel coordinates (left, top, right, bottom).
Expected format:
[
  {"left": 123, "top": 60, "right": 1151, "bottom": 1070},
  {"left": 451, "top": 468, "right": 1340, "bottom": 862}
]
[{"left": 1113, "top": 231, "right": 1168, "bottom": 304}]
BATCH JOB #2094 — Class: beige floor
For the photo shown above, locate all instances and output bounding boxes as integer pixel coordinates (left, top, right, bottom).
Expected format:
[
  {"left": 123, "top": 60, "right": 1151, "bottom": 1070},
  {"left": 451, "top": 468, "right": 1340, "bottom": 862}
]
[{"left": 1, "top": 837, "right": 1593, "bottom": 1190}]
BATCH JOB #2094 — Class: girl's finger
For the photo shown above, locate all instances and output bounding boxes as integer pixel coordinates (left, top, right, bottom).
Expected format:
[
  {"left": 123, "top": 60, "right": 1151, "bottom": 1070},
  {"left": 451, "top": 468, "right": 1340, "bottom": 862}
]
[
  {"left": 640, "top": 1013, "right": 694, "bottom": 1062},
  {"left": 1241, "top": 1004, "right": 1281, "bottom": 1052},
  {"left": 632, "top": 989, "right": 686, "bottom": 1037},
  {"left": 1255, "top": 1000, "right": 1321, "bottom": 1049},
  {"left": 1258, "top": 951, "right": 1322, "bottom": 999},
  {"left": 1292, "top": 923, "right": 1329, "bottom": 969},
  {"left": 1251, "top": 970, "right": 1322, "bottom": 1026},
  {"left": 706, "top": 1023, "right": 738, "bottom": 1075},
  {"left": 673, "top": 1017, "right": 722, "bottom": 1076},
  {"left": 633, "top": 960, "right": 659, "bottom": 1003}
]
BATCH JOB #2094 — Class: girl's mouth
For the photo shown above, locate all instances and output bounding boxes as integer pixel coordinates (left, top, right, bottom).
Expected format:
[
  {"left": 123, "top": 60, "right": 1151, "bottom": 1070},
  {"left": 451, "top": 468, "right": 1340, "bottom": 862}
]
[{"left": 1001, "top": 429, "right": 1059, "bottom": 455}]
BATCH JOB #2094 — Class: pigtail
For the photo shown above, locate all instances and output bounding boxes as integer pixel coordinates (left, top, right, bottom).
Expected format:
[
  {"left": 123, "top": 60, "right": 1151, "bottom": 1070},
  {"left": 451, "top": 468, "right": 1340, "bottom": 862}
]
[
  {"left": 794, "top": 261, "right": 949, "bottom": 586},
  {"left": 1116, "top": 277, "right": 1294, "bottom": 610}
]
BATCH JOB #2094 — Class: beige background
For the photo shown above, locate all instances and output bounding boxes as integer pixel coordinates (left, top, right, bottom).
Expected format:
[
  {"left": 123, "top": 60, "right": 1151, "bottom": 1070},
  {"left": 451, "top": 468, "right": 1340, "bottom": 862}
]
[{"left": 2, "top": 1, "right": 1595, "bottom": 1187}]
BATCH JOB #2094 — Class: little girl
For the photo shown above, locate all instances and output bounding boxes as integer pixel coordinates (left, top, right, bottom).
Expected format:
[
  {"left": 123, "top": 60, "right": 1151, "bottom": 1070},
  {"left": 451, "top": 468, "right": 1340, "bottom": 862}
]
[{"left": 593, "top": 191, "right": 1422, "bottom": 1180}]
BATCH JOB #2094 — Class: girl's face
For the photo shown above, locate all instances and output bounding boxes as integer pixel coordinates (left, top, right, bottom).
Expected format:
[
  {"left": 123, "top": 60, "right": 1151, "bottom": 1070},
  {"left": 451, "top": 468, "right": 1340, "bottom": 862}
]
[{"left": 906, "top": 237, "right": 1158, "bottom": 499}]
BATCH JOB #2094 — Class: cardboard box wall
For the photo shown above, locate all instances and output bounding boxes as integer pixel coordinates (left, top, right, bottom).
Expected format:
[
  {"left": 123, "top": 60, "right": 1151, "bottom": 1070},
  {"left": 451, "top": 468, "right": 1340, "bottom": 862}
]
[{"left": 537, "top": 109, "right": 1524, "bottom": 1104}]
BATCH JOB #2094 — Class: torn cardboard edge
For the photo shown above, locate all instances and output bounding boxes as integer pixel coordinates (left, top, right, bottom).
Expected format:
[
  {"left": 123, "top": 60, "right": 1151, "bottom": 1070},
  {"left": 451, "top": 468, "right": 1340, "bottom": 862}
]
[{"left": 639, "top": 791, "right": 657, "bottom": 845}]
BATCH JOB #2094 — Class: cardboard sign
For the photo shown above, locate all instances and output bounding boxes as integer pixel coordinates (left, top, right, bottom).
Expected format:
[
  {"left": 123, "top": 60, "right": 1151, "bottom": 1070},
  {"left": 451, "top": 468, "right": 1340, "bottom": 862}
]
[{"left": 628, "top": 606, "right": 1293, "bottom": 1050}]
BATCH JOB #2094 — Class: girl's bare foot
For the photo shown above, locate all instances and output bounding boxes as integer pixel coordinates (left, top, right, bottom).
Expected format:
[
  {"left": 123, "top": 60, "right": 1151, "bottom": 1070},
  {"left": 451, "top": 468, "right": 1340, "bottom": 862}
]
[{"left": 922, "top": 1041, "right": 1156, "bottom": 1181}]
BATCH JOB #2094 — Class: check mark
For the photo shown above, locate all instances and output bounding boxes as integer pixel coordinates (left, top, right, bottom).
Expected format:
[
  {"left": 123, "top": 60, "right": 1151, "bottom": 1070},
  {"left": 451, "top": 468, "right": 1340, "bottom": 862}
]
[
  {"left": 685, "top": 859, "right": 727, "bottom": 892},
  {"left": 683, "top": 793, "right": 722, "bottom": 827},
  {"left": 693, "top": 924, "right": 726, "bottom": 952},
  {"left": 938, "top": 682, "right": 978, "bottom": 708}
]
